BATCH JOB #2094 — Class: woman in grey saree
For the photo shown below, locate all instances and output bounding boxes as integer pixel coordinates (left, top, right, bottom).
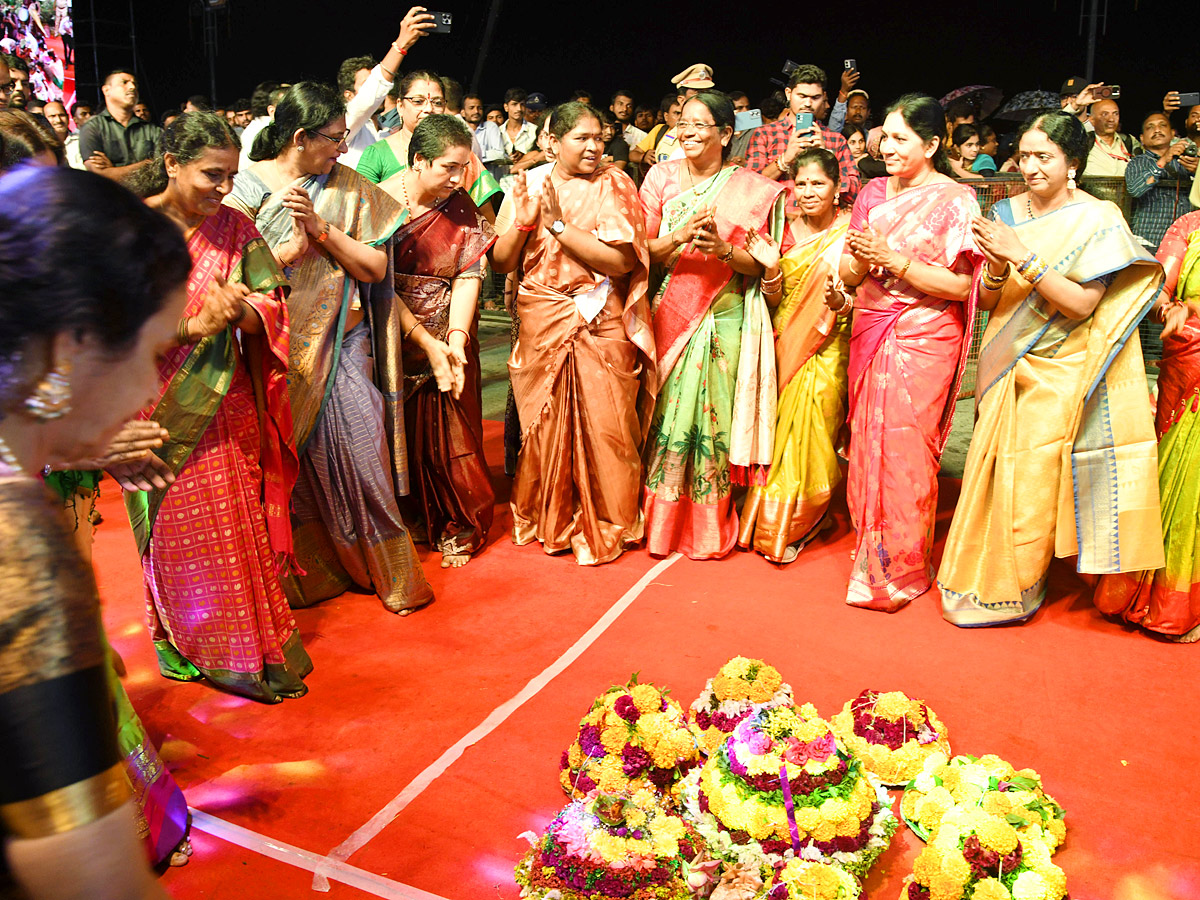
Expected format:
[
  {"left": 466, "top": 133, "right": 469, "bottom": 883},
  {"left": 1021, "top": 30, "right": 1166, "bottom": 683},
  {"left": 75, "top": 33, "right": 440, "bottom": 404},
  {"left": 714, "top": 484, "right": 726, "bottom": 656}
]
[{"left": 227, "top": 82, "right": 434, "bottom": 614}]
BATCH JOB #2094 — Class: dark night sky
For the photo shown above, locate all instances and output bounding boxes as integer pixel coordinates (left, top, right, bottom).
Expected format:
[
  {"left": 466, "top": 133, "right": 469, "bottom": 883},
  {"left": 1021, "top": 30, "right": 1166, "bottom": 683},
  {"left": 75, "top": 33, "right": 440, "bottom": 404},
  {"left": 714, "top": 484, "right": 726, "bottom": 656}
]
[{"left": 81, "top": 1, "right": 1198, "bottom": 134}]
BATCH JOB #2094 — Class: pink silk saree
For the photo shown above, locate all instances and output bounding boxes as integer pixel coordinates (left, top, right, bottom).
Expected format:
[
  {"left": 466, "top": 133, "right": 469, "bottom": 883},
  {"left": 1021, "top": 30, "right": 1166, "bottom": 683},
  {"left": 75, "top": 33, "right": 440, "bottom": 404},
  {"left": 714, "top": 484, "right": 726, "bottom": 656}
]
[{"left": 844, "top": 177, "right": 979, "bottom": 611}]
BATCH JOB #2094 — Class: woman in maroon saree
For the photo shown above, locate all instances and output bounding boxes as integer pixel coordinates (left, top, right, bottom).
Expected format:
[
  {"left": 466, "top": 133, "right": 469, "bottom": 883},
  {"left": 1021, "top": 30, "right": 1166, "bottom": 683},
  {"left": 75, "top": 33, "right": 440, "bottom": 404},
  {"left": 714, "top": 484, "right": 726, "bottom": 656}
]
[{"left": 379, "top": 115, "right": 498, "bottom": 567}]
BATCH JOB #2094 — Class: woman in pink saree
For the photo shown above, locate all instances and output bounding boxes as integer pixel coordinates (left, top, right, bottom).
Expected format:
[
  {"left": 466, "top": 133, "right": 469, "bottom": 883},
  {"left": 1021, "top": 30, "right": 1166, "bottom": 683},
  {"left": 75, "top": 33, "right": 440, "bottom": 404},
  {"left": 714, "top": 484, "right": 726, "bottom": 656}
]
[{"left": 838, "top": 94, "right": 980, "bottom": 611}]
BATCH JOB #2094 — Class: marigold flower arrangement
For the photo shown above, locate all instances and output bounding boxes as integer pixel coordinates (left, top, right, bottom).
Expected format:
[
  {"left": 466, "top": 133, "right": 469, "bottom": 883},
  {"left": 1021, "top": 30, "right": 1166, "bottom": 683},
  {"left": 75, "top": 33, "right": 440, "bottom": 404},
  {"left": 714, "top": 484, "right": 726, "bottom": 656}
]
[
  {"left": 679, "top": 706, "right": 896, "bottom": 880},
  {"left": 900, "top": 754, "right": 1066, "bottom": 853},
  {"left": 764, "top": 860, "right": 861, "bottom": 900},
  {"left": 560, "top": 676, "right": 703, "bottom": 804},
  {"left": 830, "top": 690, "right": 950, "bottom": 787},
  {"left": 902, "top": 806, "right": 1068, "bottom": 900},
  {"left": 688, "top": 657, "right": 794, "bottom": 756},
  {"left": 515, "top": 789, "right": 704, "bottom": 900}
]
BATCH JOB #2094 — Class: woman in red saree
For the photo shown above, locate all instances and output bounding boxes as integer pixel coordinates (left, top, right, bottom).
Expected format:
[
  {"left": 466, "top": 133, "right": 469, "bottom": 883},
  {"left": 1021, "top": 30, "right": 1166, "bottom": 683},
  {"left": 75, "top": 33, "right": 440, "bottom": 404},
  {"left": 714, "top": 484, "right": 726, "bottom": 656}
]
[
  {"left": 640, "top": 92, "right": 786, "bottom": 560},
  {"left": 125, "top": 112, "right": 311, "bottom": 702},
  {"left": 838, "top": 94, "right": 979, "bottom": 611},
  {"left": 490, "top": 102, "right": 654, "bottom": 565},
  {"left": 1095, "top": 209, "right": 1200, "bottom": 640},
  {"left": 378, "top": 115, "right": 497, "bottom": 567}
]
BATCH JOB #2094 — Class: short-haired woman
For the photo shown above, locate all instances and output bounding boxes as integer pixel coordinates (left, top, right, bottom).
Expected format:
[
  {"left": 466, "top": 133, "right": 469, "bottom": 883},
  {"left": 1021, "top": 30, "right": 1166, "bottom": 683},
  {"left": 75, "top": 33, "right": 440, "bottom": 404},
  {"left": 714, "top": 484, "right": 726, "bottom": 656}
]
[{"left": 229, "top": 82, "right": 434, "bottom": 614}]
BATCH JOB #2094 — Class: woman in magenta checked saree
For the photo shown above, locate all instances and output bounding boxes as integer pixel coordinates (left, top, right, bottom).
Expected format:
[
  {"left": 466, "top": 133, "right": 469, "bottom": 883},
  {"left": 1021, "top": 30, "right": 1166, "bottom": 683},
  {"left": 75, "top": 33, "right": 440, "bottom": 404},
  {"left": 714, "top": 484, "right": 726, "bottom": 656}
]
[
  {"left": 125, "top": 112, "right": 311, "bottom": 703},
  {"left": 838, "top": 94, "right": 980, "bottom": 611},
  {"left": 640, "top": 92, "right": 787, "bottom": 560},
  {"left": 1094, "top": 209, "right": 1200, "bottom": 640},
  {"left": 378, "top": 116, "right": 497, "bottom": 568}
]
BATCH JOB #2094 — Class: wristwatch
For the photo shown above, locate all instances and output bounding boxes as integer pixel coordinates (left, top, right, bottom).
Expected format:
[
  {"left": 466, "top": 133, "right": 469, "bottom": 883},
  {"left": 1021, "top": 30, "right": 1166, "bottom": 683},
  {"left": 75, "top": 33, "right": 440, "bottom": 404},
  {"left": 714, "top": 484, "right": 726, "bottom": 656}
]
[{"left": 549, "top": 219, "right": 566, "bottom": 236}]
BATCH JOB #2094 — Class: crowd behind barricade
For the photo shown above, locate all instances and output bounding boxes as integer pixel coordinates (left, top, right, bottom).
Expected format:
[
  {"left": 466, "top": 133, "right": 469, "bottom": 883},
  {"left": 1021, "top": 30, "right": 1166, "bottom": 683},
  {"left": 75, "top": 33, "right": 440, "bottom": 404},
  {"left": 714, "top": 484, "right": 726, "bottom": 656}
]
[{"left": 1, "top": 7, "right": 1200, "bottom": 895}]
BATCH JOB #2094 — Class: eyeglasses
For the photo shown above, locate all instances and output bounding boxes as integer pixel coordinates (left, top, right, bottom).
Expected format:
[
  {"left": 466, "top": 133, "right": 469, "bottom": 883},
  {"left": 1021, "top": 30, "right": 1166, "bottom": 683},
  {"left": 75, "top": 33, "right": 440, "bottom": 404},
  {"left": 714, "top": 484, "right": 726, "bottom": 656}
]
[
  {"left": 677, "top": 121, "right": 718, "bottom": 132},
  {"left": 403, "top": 96, "right": 446, "bottom": 110},
  {"left": 308, "top": 129, "right": 349, "bottom": 147}
]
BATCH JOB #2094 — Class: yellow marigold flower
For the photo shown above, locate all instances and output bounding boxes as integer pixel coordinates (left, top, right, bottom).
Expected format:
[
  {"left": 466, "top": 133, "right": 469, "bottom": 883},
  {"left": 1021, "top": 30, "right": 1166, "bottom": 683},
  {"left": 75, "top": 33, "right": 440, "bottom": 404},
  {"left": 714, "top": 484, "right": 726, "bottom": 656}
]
[
  {"left": 601, "top": 726, "right": 628, "bottom": 755},
  {"left": 757, "top": 665, "right": 783, "bottom": 693},
  {"left": 873, "top": 691, "right": 912, "bottom": 721},
  {"left": 901, "top": 791, "right": 919, "bottom": 820},
  {"left": 941, "top": 852, "right": 972, "bottom": 883},
  {"left": 723, "top": 657, "right": 753, "bottom": 679},
  {"left": 1040, "top": 864, "right": 1067, "bottom": 898},
  {"left": 631, "top": 684, "right": 661, "bottom": 714},
  {"left": 971, "top": 877, "right": 1011, "bottom": 900},
  {"left": 981, "top": 792, "right": 1013, "bottom": 817},
  {"left": 798, "top": 702, "right": 819, "bottom": 719},
  {"left": 585, "top": 708, "right": 605, "bottom": 728},
  {"left": 747, "top": 682, "right": 773, "bottom": 703},
  {"left": 1022, "top": 839, "right": 1051, "bottom": 870},
  {"left": 853, "top": 789, "right": 874, "bottom": 820},
  {"left": 977, "top": 817, "right": 1019, "bottom": 855},
  {"left": 912, "top": 845, "right": 942, "bottom": 881},
  {"left": 710, "top": 675, "right": 736, "bottom": 701},
  {"left": 916, "top": 788, "right": 954, "bottom": 830},
  {"left": 1015, "top": 767, "right": 1039, "bottom": 782},
  {"left": 940, "top": 769, "right": 965, "bottom": 795},
  {"left": 979, "top": 755, "right": 1015, "bottom": 779},
  {"left": 747, "top": 814, "right": 774, "bottom": 841},
  {"left": 1047, "top": 817, "right": 1066, "bottom": 845},
  {"left": 819, "top": 798, "right": 850, "bottom": 824},
  {"left": 931, "top": 873, "right": 967, "bottom": 900},
  {"left": 810, "top": 816, "right": 837, "bottom": 842},
  {"left": 794, "top": 806, "right": 820, "bottom": 833},
  {"left": 567, "top": 743, "right": 584, "bottom": 769},
  {"left": 1011, "top": 871, "right": 1047, "bottom": 900},
  {"left": 651, "top": 743, "right": 678, "bottom": 769},
  {"left": 835, "top": 815, "right": 861, "bottom": 838}
]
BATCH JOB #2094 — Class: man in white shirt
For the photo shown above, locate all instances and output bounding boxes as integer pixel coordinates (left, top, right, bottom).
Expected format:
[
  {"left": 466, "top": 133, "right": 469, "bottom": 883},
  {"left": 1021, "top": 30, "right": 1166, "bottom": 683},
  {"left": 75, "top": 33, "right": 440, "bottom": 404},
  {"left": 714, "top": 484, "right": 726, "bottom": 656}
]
[
  {"left": 334, "top": 6, "right": 436, "bottom": 169},
  {"left": 462, "top": 92, "right": 504, "bottom": 167}
]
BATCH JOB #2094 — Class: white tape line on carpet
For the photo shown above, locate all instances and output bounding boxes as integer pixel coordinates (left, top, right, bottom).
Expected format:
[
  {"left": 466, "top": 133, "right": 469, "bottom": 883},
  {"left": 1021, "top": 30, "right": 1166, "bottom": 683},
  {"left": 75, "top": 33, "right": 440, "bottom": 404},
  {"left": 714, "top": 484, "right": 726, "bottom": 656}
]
[
  {"left": 189, "top": 809, "right": 450, "bottom": 900},
  {"left": 312, "top": 552, "right": 684, "bottom": 891}
]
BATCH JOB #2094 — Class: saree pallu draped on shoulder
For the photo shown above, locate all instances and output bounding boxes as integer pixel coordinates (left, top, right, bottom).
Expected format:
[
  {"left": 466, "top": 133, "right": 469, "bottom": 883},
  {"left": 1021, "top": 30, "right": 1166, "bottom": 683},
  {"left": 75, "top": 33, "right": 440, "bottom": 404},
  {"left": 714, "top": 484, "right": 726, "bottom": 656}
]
[
  {"left": 940, "top": 198, "right": 1164, "bottom": 627},
  {"left": 739, "top": 222, "right": 850, "bottom": 560},
  {"left": 844, "top": 179, "right": 979, "bottom": 611},
  {"left": 508, "top": 165, "right": 654, "bottom": 565},
  {"left": 229, "top": 163, "right": 432, "bottom": 613},
  {"left": 641, "top": 163, "right": 786, "bottom": 559},
  {"left": 389, "top": 189, "right": 497, "bottom": 557},
  {"left": 124, "top": 206, "right": 310, "bottom": 703},
  {"left": 1094, "top": 224, "right": 1200, "bottom": 638}
]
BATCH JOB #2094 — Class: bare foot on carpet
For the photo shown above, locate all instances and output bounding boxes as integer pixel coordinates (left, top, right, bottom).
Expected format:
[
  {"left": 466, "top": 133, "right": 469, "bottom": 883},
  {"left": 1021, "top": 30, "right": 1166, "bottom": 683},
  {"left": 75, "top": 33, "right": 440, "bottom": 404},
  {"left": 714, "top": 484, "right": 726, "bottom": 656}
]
[
  {"left": 169, "top": 839, "right": 193, "bottom": 867},
  {"left": 441, "top": 551, "right": 470, "bottom": 568}
]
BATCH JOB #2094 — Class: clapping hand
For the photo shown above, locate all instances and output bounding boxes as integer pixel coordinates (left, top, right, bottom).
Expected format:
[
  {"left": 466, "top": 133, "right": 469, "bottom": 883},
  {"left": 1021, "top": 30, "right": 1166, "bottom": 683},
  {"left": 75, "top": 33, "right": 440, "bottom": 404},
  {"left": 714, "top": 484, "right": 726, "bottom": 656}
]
[
  {"left": 744, "top": 230, "right": 780, "bottom": 271},
  {"left": 192, "top": 275, "right": 247, "bottom": 338},
  {"left": 823, "top": 273, "right": 846, "bottom": 311},
  {"left": 845, "top": 226, "right": 894, "bottom": 271},
  {"left": 971, "top": 215, "right": 1027, "bottom": 269},
  {"left": 539, "top": 176, "right": 564, "bottom": 230},
  {"left": 281, "top": 184, "right": 325, "bottom": 238},
  {"left": 511, "top": 171, "right": 539, "bottom": 229}
]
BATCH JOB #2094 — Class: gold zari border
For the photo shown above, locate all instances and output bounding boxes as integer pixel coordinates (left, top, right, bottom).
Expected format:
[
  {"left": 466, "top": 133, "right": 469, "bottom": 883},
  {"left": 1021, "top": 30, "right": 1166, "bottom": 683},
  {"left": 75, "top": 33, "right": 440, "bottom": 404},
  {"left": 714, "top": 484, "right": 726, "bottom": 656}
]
[{"left": 0, "top": 763, "right": 129, "bottom": 838}]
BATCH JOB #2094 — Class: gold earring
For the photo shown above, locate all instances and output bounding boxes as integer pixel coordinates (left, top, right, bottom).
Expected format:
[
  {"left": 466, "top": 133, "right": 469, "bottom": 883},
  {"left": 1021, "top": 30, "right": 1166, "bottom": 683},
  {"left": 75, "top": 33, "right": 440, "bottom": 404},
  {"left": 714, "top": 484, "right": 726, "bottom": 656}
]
[
  {"left": 1067, "top": 167, "right": 1077, "bottom": 194},
  {"left": 24, "top": 363, "right": 72, "bottom": 420}
]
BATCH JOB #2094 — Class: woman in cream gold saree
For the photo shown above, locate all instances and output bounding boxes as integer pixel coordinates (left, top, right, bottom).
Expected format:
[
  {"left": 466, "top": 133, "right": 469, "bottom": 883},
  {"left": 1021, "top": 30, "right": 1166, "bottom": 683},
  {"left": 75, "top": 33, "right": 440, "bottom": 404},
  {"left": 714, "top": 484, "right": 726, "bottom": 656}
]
[
  {"left": 738, "top": 148, "right": 852, "bottom": 562},
  {"left": 939, "top": 112, "right": 1164, "bottom": 627}
]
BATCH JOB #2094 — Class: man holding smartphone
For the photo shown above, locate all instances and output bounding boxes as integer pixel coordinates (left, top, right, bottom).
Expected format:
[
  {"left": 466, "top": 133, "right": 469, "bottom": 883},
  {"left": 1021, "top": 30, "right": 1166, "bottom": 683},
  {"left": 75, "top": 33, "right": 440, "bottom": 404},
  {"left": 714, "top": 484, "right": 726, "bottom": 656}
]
[{"left": 746, "top": 63, "right": 860, "bottom": 212}]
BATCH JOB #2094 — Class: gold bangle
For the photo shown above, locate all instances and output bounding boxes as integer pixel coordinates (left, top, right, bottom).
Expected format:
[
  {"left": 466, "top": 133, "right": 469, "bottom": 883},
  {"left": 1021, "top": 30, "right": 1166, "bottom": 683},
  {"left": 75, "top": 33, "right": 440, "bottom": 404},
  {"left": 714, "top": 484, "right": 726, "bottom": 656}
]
[
  {"left": 177, "top": 317, "right": 192, "bottom": 345},
  {"left": 403, "top": 320, "right": 421, "bottom": 341},
  {"left": 895, "top": 257, "right": 912, "bottom": 281}
]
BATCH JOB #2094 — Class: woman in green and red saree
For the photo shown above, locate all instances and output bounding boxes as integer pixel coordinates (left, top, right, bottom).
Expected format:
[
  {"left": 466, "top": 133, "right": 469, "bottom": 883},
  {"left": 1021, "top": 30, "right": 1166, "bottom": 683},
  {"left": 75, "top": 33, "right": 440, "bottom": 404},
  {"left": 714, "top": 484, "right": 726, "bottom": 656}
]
[
  {"left": 123, "top": 112, "right": 311, "bottom": 703},
  {"left": 357, "top": 70, "right": 501, "bottom": 218},
  {"left": 229, "top": 83, "right": 434, "bottom": 615},
  {"left": 1095, "top": 209, "right": 1200, "bottom": 640},
  {"left": 639, "top": 91, "right": 787, "bottom": 560},
  {"left": 838, "top": 94, "right": 980, "bottom": 612},
  {"left": 378, "top": 115, "right": 497, "bottom": 568}
]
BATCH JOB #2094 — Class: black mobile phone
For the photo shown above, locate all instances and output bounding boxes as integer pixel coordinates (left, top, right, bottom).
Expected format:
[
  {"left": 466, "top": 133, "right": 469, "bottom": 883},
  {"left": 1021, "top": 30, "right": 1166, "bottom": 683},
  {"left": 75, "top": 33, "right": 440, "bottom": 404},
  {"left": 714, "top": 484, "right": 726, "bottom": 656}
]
[
  {"left": 1178, "top": 91, "right": 1200, "bottom": 107},
  {"left": 1097, "top": 84, "right": 1120, "bottom": 100},
  {"left": 844, "top": 59, "right": 856, "bottom": 71},
  {"left": 428, "top": 10, "right": 452, "bottom": 33}
]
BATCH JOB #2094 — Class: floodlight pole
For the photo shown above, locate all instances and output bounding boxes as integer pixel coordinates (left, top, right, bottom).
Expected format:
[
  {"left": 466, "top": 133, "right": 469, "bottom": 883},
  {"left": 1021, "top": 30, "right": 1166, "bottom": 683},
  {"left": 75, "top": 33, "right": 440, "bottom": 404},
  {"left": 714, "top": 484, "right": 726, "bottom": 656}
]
[{"left": 470, "top": 0, "right": 503, "bottom": 95}]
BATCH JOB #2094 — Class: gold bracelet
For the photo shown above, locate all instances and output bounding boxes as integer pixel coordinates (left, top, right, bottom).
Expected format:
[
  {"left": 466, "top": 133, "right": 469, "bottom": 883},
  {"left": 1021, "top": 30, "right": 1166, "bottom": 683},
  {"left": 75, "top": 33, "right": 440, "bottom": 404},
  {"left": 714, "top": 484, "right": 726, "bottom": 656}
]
[
  {"left": 177, "top": 317, "right": 192, "bottom": 345},
  {"left": 981, "top": 264, "right": 1010, "bottom": 291},
  {"left": 403, "top": 320, "right": 421, "bottom": 341},
  {"left": 895, "top": 257, "right": 912, "bottom": 281}
]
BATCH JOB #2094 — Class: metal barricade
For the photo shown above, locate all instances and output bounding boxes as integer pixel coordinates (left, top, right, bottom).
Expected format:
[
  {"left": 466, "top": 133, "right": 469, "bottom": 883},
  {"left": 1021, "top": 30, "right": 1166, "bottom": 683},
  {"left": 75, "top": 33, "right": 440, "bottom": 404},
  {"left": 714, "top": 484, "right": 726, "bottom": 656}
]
[{"left": 952, "top": 175, "right": 1130, "bottom": 397}]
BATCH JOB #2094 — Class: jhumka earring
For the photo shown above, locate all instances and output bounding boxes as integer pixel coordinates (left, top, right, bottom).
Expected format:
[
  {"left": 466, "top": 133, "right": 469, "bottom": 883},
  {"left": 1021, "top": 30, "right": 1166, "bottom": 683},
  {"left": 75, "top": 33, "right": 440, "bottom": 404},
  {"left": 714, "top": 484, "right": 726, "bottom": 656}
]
[
  {"left": 24, "top": 363, "right": 72, "bottom": 420},
  {"left": 1067, "top": 167, "right": 1077, "bottom": 195}
]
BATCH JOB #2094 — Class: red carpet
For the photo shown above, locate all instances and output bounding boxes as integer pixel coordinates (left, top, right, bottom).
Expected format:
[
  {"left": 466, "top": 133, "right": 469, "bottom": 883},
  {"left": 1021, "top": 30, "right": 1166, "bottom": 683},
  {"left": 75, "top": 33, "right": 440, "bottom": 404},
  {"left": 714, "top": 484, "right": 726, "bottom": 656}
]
[{"left": 90, "top": 422, "right": 1200, "bottom": 899}]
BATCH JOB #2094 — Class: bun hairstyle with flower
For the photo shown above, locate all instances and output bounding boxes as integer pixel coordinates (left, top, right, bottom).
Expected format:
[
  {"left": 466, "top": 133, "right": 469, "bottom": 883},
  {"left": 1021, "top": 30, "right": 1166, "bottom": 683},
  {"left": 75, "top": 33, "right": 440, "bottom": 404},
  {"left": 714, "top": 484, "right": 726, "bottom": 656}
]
[
  {"left": 1017, "top": 110, "right": 1091, "bottom": 176},
  {"left": 408, "top": 113, "right": 473, "bottom": 167},
  {"left": 0, "top": 167, "right": 190, "bottom": 412},
  {"left": 886, "top": 93, "right": 954, "bottom": 177},
  {"left": 127, "top": 111, "right": 239, "bottom": 198},
  {"left": 250, "top": 82, "right": 345, "bottom": 162}
]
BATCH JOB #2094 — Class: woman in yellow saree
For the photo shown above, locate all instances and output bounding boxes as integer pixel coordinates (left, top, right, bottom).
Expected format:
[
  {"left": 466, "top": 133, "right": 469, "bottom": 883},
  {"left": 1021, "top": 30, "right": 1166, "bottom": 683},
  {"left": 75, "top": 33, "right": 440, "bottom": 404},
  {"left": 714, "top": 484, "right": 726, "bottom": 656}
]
[
  {"left": 1094, "top": 209, "right": 1200, "bottom": 640},
  {"left": 738, "top": 148, "right": 852, "bottom": 562},
  {"left": 939, "top": 112, "right": 1165, "bottom": 627}
]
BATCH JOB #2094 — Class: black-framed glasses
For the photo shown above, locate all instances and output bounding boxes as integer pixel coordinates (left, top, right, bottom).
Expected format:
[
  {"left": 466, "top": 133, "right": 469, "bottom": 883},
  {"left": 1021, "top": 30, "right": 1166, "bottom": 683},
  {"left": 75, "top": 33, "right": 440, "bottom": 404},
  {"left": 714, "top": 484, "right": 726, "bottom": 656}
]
[
  {"left": 308, "top": 129, "right": 349, "bottom": 147},
  {"left": 402, "top": 95, "right": 446, "bottom": 110}
]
